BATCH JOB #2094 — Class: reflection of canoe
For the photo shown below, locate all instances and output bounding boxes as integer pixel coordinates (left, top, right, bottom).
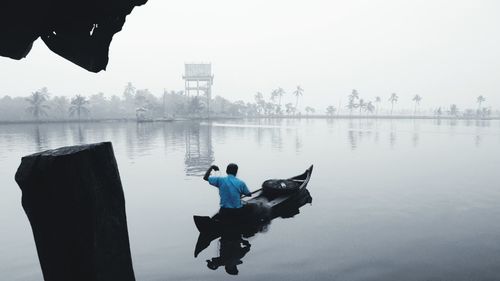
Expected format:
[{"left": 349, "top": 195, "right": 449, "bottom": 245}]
[{"left": 193, "top": 165, "right": 313, "bottom": 234}]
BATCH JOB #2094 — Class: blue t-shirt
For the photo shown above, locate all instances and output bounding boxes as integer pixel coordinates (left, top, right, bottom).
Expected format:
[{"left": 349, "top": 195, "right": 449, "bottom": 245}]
[{"left": 208, "top": 175, "right": 251, "bottom": 208}]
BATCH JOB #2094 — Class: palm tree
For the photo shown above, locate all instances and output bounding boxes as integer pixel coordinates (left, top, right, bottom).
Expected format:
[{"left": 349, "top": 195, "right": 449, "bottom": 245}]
[
  {"left": 347, "top": 89, "right": 360, "bottom": 115},
  {"left": 375, "top": 96, "right": 381, "bottom": 115},
  {"left": 477, "top": 95, "right": 486, "bottom": 110},
  {"left": 275, "top": 87, "right": 285, "bottom": 108},
  {"left": 481, "top": 107, "right": 491, "bottom": 117},
  {"left": 348, "top": 89, "right": 359, "bottom": 101},
  {"left": 412, "top": 95, "right": 422, "bottom": 115},
  {"left": 388, "top": 93, "right": 398, "bottom": 115},
  {"left": 254, "top": 92, "right": 265, "bottom": 115},
  {"left": 435, "top": 107, "right": 443, "bottom": 117},
  {"left": 365, "top": 101, "right": 375, "bottom": 115},
  {"left": 254, "top": 92, "right": 264, "bottom": 103},
  {"left": 448, "top": 104, "right": 459, "bottom": 117},
  {"left": 305, "top": 106, "right": 315, "bottom": 116},
  {"left": 346, "top": 99, "right": 356, "bottom": 116},
  {"left": 292, "top": 86, "right": 304, "bottom": 113},
  {"left": 285, "top": 103, "right": 295, "bottom": 115},
  {"left": 123, "top": 82, "right": 136, "bottom": 100},
  {"left": 270, "top": 90, "right": 278, "bottom": 104},
  {"left": 326, "top": 105, "right": 336, "bottom": 116},
  {"left": 69, "top": 95, "right": 90, "bottom": 120},
  {"left": 264, "top": 102, "right": 275, "bottom": 116},
  {"left": 269, "top": 90, "right": 278, "bottom": 115},
  {"left": 26, "top": 90, "right": 50, "bottom": 121},
  {"left": 357, "top": 99, "right": 367, "bottom": 115},
  {"left": 270, "top": 88, "right": 286, "bottom": 115}
]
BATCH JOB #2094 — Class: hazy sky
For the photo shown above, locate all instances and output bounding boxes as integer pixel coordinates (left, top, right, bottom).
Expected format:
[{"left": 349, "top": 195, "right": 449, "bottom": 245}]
[{"left": 1, "top": 0, "right": 499, "bottom": 110}]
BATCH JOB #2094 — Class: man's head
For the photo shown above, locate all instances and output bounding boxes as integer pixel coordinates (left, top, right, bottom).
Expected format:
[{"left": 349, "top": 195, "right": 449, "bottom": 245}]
[
  {"left": 225, "top": 265, "right": 239, "bottom": 275},
  {"left": 226, "top": 163, "right": 238, "bottom": 176}
]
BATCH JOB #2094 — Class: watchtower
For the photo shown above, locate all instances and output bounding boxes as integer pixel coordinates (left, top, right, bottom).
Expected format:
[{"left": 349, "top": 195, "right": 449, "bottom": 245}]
[{"left": 183, "top": 63, "right": 214, "bottom": 116}]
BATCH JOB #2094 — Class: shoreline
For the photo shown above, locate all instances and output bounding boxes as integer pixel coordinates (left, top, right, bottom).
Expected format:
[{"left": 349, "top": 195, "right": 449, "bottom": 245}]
[{"left": 0, "top": 115, "right": 498, "bottom": 125}]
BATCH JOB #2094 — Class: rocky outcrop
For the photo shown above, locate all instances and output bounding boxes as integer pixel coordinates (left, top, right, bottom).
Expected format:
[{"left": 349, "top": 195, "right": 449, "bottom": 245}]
[
  {"left": 0, "top": 0, "right": 147, "bottom": 72},
  {"left": 15, "top": 142, "right": 135, "bottom": 281}
]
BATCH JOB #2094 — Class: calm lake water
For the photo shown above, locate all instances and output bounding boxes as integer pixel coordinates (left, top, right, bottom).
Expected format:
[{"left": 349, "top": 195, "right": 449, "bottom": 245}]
[{"left": 1, "top": 119, "right": 500, "bottom": 281}]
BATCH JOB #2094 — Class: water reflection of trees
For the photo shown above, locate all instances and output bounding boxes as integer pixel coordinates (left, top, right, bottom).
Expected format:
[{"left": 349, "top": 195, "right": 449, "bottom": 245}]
[
  {"left": 124, "top": 122, "right": 215, "bottom": 175},
  {"left": 348, "top": 130, "right": 357, "bottom": 150},
  {"left": 347, "top": 119, "right": 376, "bottom": 150},
  {"left": 72, "top": 124, "right": 85, "bottom": 144},
  {"left": 389, "top": 120, "right": 396, "bottom": 148},
  {"left": 294, "top": 132, "right": 302, "bottom": 153},
  {"left": 33, "top": 124, "right": 44, "bottom": 151},
  {"left": 412, "top": 120, "right": 419, "bottom": 147},
  {"left": 252, "top": 119, "right": 286, "bottom": 150},
  {"left": 6, "top": 119, "right": 497, "bottom": 175},
  {"left": 347, "top": 120, "right": 357, "bottom": 150},
  {"left": 133, "top": 123, "right": 156, "bottom": 156},
  {"left": 475, "top": 135, "right": 482, "bottom": 147}
]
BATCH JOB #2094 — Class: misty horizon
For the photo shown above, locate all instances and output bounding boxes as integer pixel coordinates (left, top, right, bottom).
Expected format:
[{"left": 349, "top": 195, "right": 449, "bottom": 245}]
[{"left": 0, "top": 84, "right": 496, "bottom": 122}]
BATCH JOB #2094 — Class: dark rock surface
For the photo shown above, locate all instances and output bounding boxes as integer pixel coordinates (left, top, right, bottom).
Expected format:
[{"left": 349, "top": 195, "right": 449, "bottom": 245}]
[
  {"left": 15, "top": 142, "right": 135, "bottom": 281},
  {"left": 0, "top": 0, "right": 147, "bottom": 72}
]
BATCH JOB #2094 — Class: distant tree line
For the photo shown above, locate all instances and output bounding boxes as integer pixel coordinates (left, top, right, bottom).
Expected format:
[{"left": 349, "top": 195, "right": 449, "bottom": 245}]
[
  {"left": 0, "top": 83, "right": 261, "bottom": 121},
  {"left": 342, "top": 89, "right": 492, "bottom": 118},
  {"left": 0, "top": 84, "right": 496, "bottom": 121}
]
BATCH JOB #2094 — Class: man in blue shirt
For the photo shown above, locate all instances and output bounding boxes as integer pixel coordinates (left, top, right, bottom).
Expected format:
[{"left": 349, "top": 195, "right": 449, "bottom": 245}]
[{"left": 203, "top": 163, "right": 251, "bottom": 213}]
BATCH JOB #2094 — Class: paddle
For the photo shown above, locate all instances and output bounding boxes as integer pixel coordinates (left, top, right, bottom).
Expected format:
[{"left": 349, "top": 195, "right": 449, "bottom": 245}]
[{"left": 241, "top": 188, "right": 262, "bottom": 198}]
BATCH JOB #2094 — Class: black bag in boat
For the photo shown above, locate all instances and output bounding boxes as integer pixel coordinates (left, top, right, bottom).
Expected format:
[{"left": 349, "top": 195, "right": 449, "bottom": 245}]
[{"left": 262, "top": 179, "right": 300, "bottom": 197}]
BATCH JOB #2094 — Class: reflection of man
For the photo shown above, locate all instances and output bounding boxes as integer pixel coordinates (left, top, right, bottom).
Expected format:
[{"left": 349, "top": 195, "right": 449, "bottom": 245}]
[
  {"left": 203, "top": 164, "right": 251, "bottom": 217},
  {"left": 206, "top": 235, "right": 251, "bottom": 275}
]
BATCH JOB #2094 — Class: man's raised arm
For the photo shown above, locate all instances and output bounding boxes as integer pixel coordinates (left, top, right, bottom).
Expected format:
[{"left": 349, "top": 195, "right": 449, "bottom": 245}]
[{"left": 203, "top": 165, "right": 219, "bottom": 181}]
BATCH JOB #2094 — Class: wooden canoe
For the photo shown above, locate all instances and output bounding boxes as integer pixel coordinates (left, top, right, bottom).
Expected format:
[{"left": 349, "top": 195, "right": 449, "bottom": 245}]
[{"left": 193, "top": 165, "right": 313, "bottom": 257}]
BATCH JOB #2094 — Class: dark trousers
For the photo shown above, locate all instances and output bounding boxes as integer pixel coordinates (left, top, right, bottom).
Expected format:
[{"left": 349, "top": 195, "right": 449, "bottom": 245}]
[{"left": 217, "top": 207, "right": 246, "bottom": 224}]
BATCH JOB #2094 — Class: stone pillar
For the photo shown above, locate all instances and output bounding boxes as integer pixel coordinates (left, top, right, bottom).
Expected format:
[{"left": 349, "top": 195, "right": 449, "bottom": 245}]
[{"left": 15, "top": 142, "right": 135, "bottom": 281}]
